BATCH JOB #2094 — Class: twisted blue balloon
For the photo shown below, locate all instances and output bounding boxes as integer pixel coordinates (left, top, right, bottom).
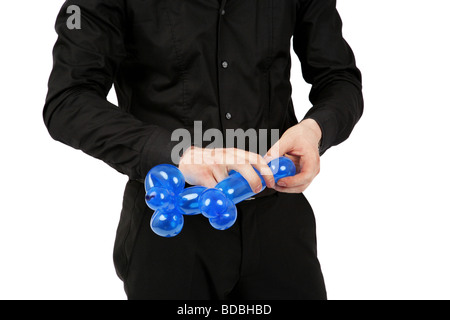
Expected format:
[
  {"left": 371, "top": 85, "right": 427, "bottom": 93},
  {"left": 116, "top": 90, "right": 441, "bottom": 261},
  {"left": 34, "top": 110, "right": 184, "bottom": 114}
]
[{"left": 144, "top": 156, "right": 296, "bottom": 237}]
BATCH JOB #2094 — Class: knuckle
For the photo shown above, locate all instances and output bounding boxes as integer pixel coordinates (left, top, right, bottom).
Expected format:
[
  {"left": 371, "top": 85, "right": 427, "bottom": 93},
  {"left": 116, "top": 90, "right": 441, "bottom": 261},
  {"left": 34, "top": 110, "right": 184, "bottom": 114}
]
[
  {"left": 209, "top": 163, "right": 220, "bottom": 171},
  {"left": 252, "top": 176, "right": 262, "bottom": 189},
  {"left": 199, "top": 167, "right": 211, "bottom": 179},
  {"left": 230, "top": 147, "right": 240, "bottom": 157},
  {"left": 255, "top": 154, "right": 265, "bottom": 165},
  {"left": 244, "top": 171, "right": 261, "bottom": 191},
  {"left": 252, "top": 182, "right": 262, "bottom": 192}
]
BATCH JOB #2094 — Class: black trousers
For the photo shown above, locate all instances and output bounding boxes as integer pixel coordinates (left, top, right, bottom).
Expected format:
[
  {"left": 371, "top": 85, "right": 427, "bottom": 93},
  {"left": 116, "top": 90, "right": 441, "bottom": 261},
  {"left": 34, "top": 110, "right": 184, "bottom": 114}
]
[{"left": 113, "top": 180, "right": 327, "bottom": 300}]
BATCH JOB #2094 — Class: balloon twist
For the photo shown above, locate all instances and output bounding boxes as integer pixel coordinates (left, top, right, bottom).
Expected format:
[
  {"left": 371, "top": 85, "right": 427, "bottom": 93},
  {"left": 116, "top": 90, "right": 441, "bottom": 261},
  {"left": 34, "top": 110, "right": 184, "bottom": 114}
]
[{"left": 144, "top": 156, "right": 296, "bottom": 237}]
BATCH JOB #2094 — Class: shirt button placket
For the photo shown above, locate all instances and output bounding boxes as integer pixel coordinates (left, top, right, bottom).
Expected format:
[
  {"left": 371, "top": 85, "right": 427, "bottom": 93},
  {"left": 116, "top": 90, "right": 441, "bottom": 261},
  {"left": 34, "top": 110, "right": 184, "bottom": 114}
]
[
  {"left": 221, "top": 59, "right": 231, "bottom": 121},
  {"left": 218, "top": 0, "right": 232, "bottom": 125}
]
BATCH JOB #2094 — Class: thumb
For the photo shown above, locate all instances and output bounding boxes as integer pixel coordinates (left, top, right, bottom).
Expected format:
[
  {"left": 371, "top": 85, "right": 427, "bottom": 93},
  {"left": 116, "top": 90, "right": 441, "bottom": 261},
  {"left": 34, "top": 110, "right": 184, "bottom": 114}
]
[{"left": 264, "top": 135, "right": 292, "bottom": 162}]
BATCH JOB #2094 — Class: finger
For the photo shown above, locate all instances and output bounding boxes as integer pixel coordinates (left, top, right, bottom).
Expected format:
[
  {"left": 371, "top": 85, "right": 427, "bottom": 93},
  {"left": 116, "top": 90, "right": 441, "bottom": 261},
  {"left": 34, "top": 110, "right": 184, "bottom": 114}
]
[
  {"left": 236, "top": 150, "right": 275, "bottom": 188},
  {"left": 211, "top": 164, "right": 229, "bottom": 183},
  {"left": 251, "top": 158, "right": 275, "bottom": 188},
  {"left": 272, "top": 183, "right": 309, "bottom": 194},
  {"left": 211, "top": 148, "right": 226, "bottom": 165},
  {"left": 202, "top": 175, "right": 219, "bottom": 188},
  {"left": 228, "top": 164, "right": 263, "bottom": 194},
  {"left": 276, "top": 153, "right": 317, "bottom": 187},
  {"left": 283, "top": 154, "right": 301, "bottom": 174},
  {"left": 264, "top": 136, "right": 293, "bottom": 162},
  {"left": 226, "top": 148, "right": 259, "bottom": 165},
  {"left": 197, "top": 167, "right": 220, "bottom": 188}
]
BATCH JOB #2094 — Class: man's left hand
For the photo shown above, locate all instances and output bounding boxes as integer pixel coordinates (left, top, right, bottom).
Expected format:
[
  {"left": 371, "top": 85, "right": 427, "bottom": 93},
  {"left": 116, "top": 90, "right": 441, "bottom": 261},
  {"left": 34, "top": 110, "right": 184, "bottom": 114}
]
[{"left": 265, "top": 119, "right": 322, "bottom": 193}]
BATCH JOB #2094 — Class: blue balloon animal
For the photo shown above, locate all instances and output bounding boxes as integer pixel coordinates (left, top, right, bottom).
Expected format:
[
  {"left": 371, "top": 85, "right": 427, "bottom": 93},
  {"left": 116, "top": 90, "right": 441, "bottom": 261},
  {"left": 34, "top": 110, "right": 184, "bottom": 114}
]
[{"left": 144, "top": 156, "right": 296, "bottom": 237}]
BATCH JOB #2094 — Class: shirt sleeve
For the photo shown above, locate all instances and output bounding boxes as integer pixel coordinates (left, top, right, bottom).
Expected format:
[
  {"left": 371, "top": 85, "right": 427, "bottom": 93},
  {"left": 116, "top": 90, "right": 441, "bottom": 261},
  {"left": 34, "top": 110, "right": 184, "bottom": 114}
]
[
  {"left": 43, "top": 0, "right": 178, "bottom": 180},
  {"left": 293, "top": 0, "right": 364, "bottom": 155}
]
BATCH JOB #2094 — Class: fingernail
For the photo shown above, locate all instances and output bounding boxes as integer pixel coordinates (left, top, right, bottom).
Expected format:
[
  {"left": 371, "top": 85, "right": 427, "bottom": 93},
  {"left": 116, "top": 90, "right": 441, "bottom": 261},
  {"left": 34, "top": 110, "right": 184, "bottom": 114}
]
[
  {"left": 255, "top": 185, "right": 262, "bottom": 193},
  {"left": 277, "top": 182, "right": 286, "bottom": 187}
]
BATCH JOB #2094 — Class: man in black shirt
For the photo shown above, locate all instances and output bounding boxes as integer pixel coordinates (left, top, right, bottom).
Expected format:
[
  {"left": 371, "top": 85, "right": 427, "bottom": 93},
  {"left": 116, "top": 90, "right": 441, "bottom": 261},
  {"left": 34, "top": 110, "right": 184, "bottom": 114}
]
[{"left": 44, "top": 0, "right": 363, "bottom": 300}]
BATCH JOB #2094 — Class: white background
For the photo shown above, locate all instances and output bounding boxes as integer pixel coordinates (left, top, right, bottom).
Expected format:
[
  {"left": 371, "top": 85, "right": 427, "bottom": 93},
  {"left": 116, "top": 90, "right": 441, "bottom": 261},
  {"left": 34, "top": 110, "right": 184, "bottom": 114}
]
[{"left": 0, "top": 0, "right": 449, "bottom": 300}]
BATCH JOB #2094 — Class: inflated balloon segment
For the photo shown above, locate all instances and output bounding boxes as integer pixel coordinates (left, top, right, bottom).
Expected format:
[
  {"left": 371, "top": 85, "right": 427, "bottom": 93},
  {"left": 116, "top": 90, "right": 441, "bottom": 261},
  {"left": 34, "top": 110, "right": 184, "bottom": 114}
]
[{"left": 144, "top": 156, "right": 296, "bottom": 237}]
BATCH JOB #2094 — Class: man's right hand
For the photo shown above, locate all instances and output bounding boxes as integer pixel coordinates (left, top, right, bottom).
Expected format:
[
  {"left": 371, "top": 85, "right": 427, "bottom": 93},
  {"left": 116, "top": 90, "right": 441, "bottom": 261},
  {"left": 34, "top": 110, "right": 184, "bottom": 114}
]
[{"left": 178, "top": 146, "right": 275, "bottom": 193}]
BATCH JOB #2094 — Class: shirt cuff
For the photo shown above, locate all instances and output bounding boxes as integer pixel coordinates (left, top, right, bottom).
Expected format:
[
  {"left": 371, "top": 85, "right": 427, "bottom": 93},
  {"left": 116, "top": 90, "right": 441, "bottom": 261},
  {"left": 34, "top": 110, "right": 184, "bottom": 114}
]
[
  {"left": 303, "top": 109, "right": 338, "bottom": 156},
  {"left": 139, "top": 127, "right": 180, "bottom": 180}
]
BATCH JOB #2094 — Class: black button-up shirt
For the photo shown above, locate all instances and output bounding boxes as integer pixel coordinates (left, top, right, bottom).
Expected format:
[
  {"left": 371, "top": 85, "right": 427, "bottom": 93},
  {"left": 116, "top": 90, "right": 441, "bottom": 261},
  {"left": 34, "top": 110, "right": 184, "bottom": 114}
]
[{"left": 43, "top": 0, "right": 363, "bottom": 181}]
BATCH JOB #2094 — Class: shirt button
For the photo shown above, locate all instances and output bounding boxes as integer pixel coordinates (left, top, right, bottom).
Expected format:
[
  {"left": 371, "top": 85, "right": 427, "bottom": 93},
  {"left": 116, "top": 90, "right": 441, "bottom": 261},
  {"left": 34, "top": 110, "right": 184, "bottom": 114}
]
[
  {"left": 221, "top": 61, "right": 229, "bottom": 69},
  {"left": 225, "top": 113, "right": 232, "bottom": 120},
  {"left": 221, "top": 9, "right": 226, "bottom": 16}
]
